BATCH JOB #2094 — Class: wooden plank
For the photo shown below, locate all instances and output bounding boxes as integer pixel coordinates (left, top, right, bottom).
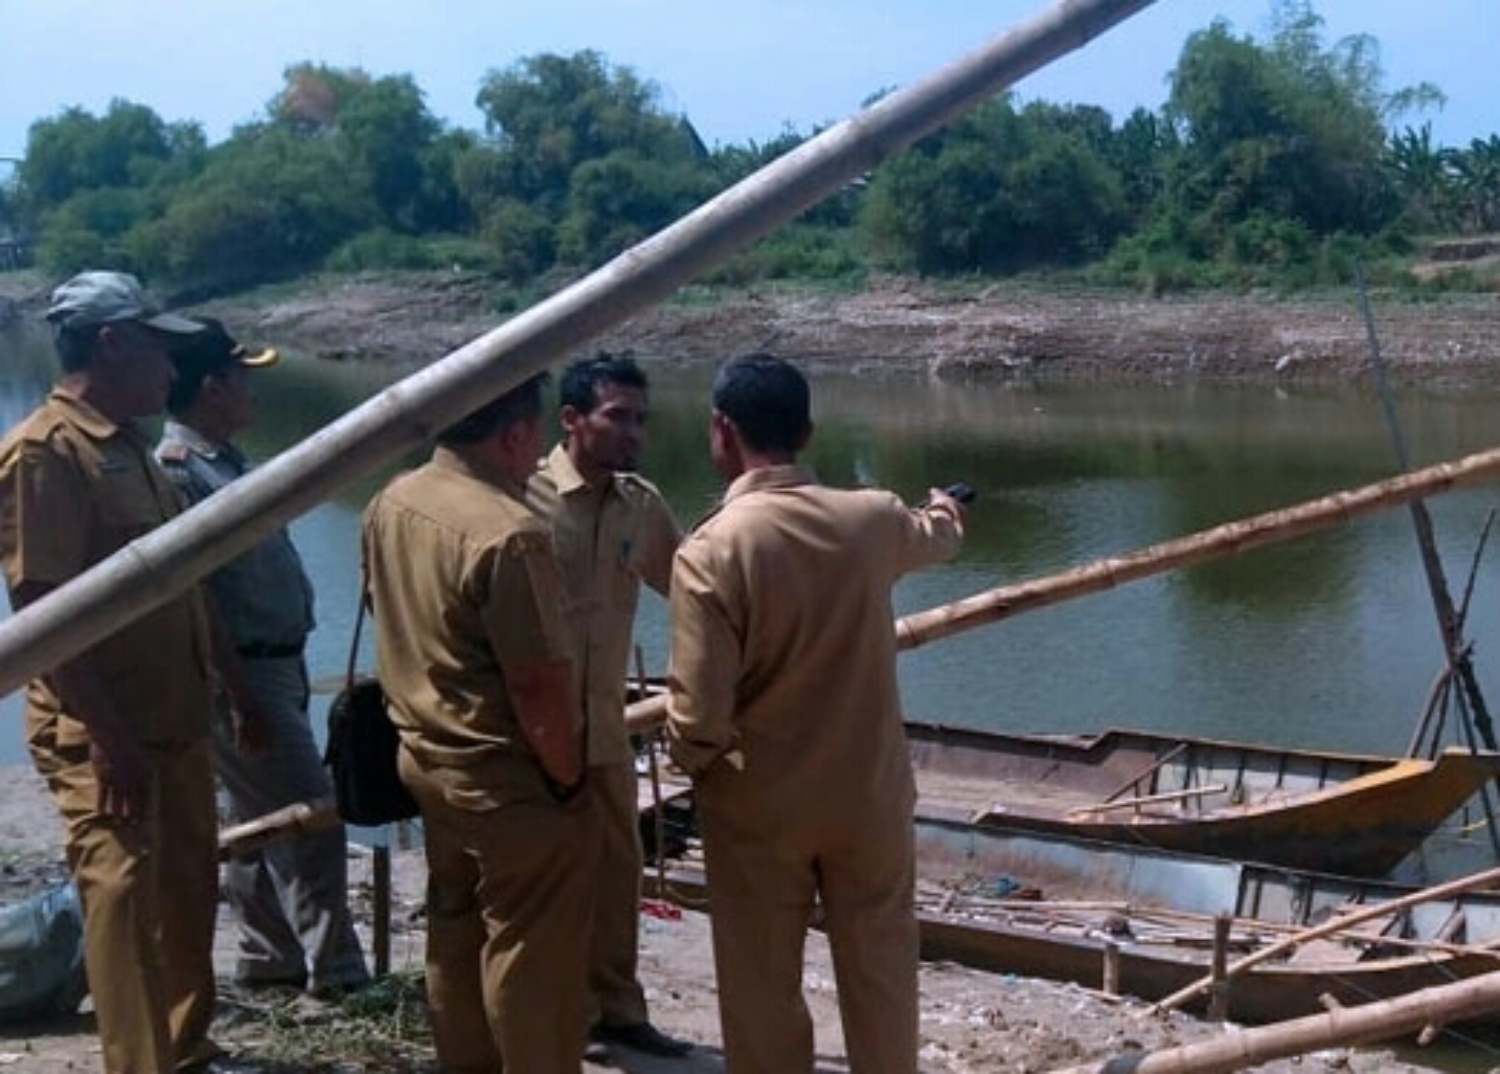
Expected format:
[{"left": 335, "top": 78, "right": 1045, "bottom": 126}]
[{"left": 1067, "top": 784, "right": 1228, "bottom": 817}]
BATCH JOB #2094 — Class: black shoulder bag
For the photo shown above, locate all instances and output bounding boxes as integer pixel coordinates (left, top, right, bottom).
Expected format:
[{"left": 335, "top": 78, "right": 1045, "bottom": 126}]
[{"left": 323, "top": 588, "right": 420, "bottom": 826}]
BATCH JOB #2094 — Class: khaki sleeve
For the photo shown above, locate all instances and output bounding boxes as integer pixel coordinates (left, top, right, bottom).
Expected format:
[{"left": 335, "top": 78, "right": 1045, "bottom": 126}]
[
  {"left": 480, "top": 528, "right": 574, "bottom": 667},
  {"left": 892, "top": 492, "right": 963, "bottom": 574},
  {"left": 665, "top": 538, "right": 741, "bottom": 776},
  {"left": 3, "top": 440, "right": 92, "bottom": 589},
  {"left": 639, "top": 490, "right": 683, "bottom": 598}
]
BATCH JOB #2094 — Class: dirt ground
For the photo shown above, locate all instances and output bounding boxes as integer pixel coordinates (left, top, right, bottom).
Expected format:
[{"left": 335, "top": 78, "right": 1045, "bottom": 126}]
[
  {"left": 0, "top": 764, "right": 1468, "bottom": 1074},
  {"left": 8, "top": 266, "right": 1498, "bottom": 388}
]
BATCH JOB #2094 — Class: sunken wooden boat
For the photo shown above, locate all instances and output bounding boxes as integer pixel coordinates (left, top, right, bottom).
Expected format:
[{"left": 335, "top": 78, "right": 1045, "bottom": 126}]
[
  {"left": 904, "top": 719, "right": 1500, "bottom": 878},
  {"left": 638, "top": 781, "right": 1500, "bottom": 1025},
  {"left": 905, "top": 814, "right": 1500, "bottom": 1024}
]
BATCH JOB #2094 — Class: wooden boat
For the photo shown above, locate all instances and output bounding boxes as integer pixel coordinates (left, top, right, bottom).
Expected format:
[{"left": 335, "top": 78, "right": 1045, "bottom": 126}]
[
  {"left": 906, "top": 814, "right": 1500, "bottom": 1024},
  {"left": 637, "top": 779, "right": 1500, "bottom": 1024},
  {"left": 903, "top": 719, "right": 1500, "bottom": 878}
]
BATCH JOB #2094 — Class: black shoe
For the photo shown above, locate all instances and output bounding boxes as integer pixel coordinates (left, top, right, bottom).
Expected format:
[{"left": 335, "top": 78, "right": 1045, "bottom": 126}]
[
  {"left": 583, "top": 1039, "right": 611, "bottom": 1065},
  {"left": 597, "top": 1021, "right": 693, "bottom": 1058}
]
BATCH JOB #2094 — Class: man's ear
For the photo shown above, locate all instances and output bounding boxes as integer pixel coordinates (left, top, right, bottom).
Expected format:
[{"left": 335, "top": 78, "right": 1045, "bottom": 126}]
[
  {"left": 709, "top": 410, "right": 736, "bottom": 447},
  {"left": 559, "top": 403, "right": 582, "bottom": 437}
]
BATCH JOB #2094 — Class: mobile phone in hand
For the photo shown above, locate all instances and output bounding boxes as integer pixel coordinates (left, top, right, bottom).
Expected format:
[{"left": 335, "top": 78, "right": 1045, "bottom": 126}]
[{"left": 920, "top": 482, "right": 977, "bottom": 508}]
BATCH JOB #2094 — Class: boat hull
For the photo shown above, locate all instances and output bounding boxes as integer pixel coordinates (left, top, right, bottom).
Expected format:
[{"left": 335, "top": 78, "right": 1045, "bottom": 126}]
[{"left": 905, "top": 720, "right": 1500, "bottom": 877}]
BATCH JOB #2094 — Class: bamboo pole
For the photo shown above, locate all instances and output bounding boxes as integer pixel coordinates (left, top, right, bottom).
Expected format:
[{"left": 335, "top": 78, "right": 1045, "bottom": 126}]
[
  {"left": 895, "top": 445, "right": 1500, "bottom": 652},
  {"left": 0, "top": 0, "right": 1157, "bottom": 699},
  {"left": 1150, "top": 863, "right": 1500, "bottom": 1016},
  {"left": 624, "top": 444, "right": 1500, "bottom": 735},
  {"left": 1048, "top": 970, "right": 1500, "bottom": 1074},
  {"left": 216, "top": 800, "right": 341, "bottom": 861}
]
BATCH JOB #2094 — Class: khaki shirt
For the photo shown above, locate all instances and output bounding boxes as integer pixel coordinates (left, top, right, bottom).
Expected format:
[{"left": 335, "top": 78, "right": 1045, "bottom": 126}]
[
  {"left": 666, "top": 465, "right": 963, "bottom": 825},
  {"left": 363, "top": 446, "right": 579, "bottom": 803},
  {"left": 528, "top": 443, "right": 680, "bottom": 766},
  {"left": 0, "top": 388, "right": 214, "bottom": 747}
]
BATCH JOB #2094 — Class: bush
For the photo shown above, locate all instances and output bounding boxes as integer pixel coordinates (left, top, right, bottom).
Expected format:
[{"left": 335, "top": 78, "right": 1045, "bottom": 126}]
[
  {"left": 702, "top": 225, "right": 866, "bottom": 285},
  {"left": 326, "top": 231, "right": 499, "bottom": 273}
]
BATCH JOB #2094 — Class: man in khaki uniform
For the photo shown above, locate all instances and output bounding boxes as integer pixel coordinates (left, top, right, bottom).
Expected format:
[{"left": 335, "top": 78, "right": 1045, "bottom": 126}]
[
  {"left": 362, "top": 374, "right": 601, "bottom": 1073},
  {"left": 666, "top": 353, "right": 966, "bottom": 1074},
  {"left": 0, "top": 271, "right": 263, "bottom": 1073},
  {"left": 527, "top": 354, "right": 688, "bottom": 1061}
]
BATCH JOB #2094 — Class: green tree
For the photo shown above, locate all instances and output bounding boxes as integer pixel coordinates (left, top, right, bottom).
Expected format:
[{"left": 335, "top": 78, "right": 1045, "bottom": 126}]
[
  {"left": 34, "top": 187, "right": 152, "bottom": 274},
  {"left": 334, "top": 74, "right": 441, "bottom": 231},
  {"left": 19, "top": 101, "right": 192, "bottom": 210},
  {"left": 558, "top": 150, "right": 710, "bottom": 266},
  {"left": 472, "top": 51, "right": 706, "bottom": 267},
  {"left": 1386, "top": 124, "right": 1456, "bottom": 232},
  {"left": 1164, "top": 2, "right": 1401, "bottom": 236},
  {"left": 861, "top": 97, "right": 1127, "bottom": 273},
  {"left": 1448, "top": 136, "right": 1500, "bottom": 233},
  {"left": 134, "top": 125, "right": 373, "bottom": 293}
]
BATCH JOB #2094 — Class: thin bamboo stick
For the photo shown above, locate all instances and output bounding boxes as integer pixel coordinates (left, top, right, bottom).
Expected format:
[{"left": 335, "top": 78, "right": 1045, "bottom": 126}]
[
  {"left": 1150, "top": 863, "right": 1500, "bottom": 1015},
  {"left": 217, "top": 800, "right": 340, "bottom": 861},
  {"left": 896, "top": 445, "right": 1500, "bottom": 652},
  {"left": 1066, "top": 784, "right": 1226, "bottom": 816}
]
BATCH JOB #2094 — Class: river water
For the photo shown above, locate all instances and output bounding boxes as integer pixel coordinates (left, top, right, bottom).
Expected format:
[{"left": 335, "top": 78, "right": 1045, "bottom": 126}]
[
  {"left": 6, "top": 320, "right": 1500, "bottom": 762},
  {"left": 8, "top": 318, "right": 1500, "bottom": 1067}
]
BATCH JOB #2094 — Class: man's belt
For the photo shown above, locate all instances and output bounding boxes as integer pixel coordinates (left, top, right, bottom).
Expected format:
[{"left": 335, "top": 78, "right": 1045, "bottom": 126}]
[{"left": 237, "top": 641, "right": 305, "bottom": 660}]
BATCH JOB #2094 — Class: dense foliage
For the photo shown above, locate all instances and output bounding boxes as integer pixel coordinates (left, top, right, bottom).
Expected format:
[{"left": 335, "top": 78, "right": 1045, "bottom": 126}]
[{"left": 0, "top": 1, "right": 1495, "bottom": 298}]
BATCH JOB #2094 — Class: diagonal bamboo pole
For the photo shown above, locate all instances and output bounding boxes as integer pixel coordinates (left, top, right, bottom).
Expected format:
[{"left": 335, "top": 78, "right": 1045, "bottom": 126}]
[
  {"left": 623, "top": 443, "right": 1500, "bottom": 734},
  {"left": 0, "top": 0, "right": 1156, "bottom": 700}
]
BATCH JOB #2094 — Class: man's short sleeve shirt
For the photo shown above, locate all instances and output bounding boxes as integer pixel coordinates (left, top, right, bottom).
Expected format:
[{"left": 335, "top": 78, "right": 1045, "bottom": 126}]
[{"left": 0, "top": 389, "right": 213, "bottom": 746}]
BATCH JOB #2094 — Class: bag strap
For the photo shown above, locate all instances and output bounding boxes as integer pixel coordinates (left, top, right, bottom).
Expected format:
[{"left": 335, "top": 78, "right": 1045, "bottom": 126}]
[{"left": 347, "top": 569, "right": 370, "bottom": 689}]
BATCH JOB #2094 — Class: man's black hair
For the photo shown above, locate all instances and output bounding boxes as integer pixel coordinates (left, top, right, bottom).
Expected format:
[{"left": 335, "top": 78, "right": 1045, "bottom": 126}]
[
  {"left": 711, "top": 353, "right": 810, "bottom": 454},
  {"left": 439, "top": 373, "right": 550, "bottom": 446},
  {"left": 51, "top": 321, "right": 100, "bottom": 373},
  {"left": 558, "top": 353, "right": 649, "bottom": 414}
]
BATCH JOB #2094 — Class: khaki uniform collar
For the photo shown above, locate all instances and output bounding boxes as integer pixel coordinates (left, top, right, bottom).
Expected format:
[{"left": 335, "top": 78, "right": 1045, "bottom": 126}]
[
  {"left": 723, "top": 463, "right": 816, "bottom": 503},
  {"left": 48, "top": 384, "right": 123, "bottom": 441},
  {"left": 433, "top": 443, "right": 528, "bottom": 499},
  {"left": 546, "top": 441, "right": 614, "bottom": 498}
]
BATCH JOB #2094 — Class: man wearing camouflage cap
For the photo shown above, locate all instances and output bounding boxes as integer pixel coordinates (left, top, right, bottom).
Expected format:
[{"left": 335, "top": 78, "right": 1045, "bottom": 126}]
[{"left": 0, "top": 271, "right": 263, "bottom": 1072}]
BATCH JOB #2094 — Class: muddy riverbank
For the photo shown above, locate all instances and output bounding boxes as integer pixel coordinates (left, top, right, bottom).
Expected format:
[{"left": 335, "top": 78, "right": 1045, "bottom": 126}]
[{"left": 7, "top": 269, "right": 1500, "bottom": 388}]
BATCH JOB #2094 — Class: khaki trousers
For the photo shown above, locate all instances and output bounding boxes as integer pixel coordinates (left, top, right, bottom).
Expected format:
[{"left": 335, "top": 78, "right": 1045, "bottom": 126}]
[
  {"left": 699, "top": 787, "right": 919, "bottom": 1074},
  {"left": 583, "top": 761, "right": 648, "bottom": 1027},
  {"left": 30, "top": 733, "right": 219, "bottom": 1074},
  {"left": 401, "top": 751, "right": 601, "bottom": 1073}
]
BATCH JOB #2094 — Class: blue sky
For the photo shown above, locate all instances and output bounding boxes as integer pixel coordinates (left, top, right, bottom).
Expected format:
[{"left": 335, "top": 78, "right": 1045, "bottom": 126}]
[{"left": 1, "top": 1, "right": 1493, "bottom": 164}]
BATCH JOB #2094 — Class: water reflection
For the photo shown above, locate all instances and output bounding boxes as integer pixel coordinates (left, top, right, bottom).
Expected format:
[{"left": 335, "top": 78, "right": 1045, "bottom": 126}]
[{"left": 5, "top": 320, "right": 1500, "bottom": 770}]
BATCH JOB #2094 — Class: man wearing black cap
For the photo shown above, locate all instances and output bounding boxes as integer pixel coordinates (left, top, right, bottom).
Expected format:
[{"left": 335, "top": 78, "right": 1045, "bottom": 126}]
[
  {"left": 156, "top": 318, "right": 370, "bottom": 999},
  {"left": 0, "top": 271, "right": 255, "bottom": 1072}
]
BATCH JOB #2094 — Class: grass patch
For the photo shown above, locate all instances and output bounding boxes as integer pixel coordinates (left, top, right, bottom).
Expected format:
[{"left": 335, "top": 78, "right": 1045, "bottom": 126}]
[{"left": 216, "top": 971, "right": 437, "bottom": 1072}]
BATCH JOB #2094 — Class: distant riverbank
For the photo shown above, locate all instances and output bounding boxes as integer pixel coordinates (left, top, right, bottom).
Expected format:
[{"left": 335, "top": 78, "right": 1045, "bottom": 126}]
[{"left": 5, "top": 269, "right": 1500, "bottom": 388}]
